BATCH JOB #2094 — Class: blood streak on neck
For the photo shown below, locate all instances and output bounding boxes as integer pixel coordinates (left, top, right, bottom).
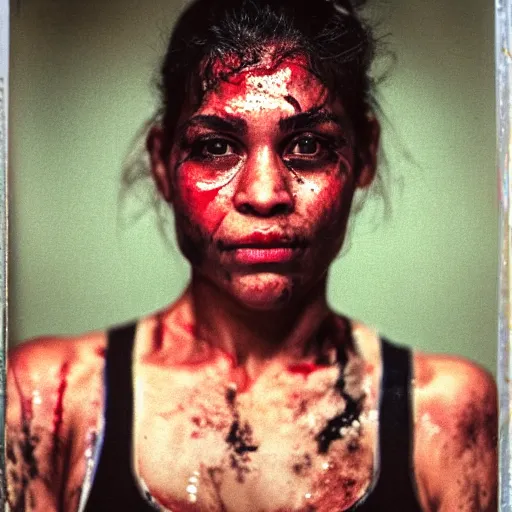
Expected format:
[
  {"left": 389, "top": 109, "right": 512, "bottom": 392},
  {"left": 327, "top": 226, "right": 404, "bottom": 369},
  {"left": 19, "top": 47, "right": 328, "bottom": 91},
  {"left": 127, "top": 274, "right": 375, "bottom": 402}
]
[
  {"left": 230, "top": 366, "right": 251, "bottom": 393},
  {"left": 221, "top": 351, "right": 252, "bottom": 393},
  {"left": 153, "top": 312, "right": 165, "bottom": 350}
]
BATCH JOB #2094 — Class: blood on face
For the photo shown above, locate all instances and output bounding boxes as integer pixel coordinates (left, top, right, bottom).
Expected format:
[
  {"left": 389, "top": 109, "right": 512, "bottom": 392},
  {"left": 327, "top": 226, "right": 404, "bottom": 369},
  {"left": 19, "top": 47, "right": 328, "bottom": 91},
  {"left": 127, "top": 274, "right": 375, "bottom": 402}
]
[{"left": 162, "top": 54, "right": 360, "bottom": 310}]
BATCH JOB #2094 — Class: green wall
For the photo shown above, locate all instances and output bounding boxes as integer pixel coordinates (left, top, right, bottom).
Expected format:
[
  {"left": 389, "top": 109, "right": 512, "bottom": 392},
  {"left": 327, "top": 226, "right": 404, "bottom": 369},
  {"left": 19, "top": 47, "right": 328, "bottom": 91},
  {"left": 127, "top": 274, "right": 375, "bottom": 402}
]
[{"left": 9, "top": 0, "right": 497, "bottom": 373}]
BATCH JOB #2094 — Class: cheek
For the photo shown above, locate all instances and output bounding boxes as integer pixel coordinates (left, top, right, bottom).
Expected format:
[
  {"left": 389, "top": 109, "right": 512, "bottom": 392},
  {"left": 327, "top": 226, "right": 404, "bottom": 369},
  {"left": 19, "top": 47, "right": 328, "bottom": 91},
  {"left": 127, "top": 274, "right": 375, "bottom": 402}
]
[
  {"left": 303, "top": 174, "right": 354, "bottom": 231},
  {"left": 176, "top": 177, "right": 229, "bottom": 234}
]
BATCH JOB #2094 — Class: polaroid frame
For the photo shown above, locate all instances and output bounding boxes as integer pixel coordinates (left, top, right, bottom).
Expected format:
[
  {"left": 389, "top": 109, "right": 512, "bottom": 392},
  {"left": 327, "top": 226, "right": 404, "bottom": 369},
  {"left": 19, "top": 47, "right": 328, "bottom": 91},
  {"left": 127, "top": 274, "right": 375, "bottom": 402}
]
[
  {"left": 0, "top": 0, "right": 7, "bottom": 508},
  {"left": 496, "top": 0, "right": 512, "bottom": 509},
  {"left": 0, "top": 0, "right": 508, "bottom": 510}
]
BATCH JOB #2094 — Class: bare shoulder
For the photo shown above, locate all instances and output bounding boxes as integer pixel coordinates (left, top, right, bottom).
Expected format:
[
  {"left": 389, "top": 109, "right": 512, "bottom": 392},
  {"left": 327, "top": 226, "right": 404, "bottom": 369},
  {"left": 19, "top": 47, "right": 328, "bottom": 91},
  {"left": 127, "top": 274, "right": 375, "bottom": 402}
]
[
  {"left": 7, "top": 331, "right": 107, "bottom": 511},
  {"left": 8, "top": 331, "right": 108, "bottom": 424},
  {"left": 10, "top": 330, "right": 107, "bottom": 376},
  {"left": 412, "top": 352, "right": 497, "bottom": 512}
]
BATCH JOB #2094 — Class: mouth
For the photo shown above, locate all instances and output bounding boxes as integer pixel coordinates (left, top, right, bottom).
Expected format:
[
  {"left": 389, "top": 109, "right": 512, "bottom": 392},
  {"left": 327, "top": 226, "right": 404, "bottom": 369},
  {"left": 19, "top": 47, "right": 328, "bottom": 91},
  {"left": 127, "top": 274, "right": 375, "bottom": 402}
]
[{"left": 217, "top": 232, "right": 308, "bottom": 265}]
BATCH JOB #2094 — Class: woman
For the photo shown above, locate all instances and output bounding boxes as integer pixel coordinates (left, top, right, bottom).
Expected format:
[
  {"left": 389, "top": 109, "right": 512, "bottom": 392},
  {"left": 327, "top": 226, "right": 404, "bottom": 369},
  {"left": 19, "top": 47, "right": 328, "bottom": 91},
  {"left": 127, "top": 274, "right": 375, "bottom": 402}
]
[{"left": 6, "top": 0, "right": 497, "bottom": 510}]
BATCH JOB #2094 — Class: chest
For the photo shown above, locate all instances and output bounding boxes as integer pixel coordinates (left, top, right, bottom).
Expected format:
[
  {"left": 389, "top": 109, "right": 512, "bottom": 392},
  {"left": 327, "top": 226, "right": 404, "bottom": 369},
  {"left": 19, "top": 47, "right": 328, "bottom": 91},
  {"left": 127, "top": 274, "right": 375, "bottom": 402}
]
[{"left": 133, "top": 362, "right": 379, "bottom": 512}]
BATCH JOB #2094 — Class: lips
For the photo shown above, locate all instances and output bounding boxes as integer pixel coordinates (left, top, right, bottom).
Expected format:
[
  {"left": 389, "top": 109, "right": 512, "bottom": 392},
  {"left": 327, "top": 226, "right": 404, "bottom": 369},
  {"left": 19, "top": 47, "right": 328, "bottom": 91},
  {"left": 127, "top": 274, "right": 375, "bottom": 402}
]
[{"left": 218, "top": 232, "right": 307, "bottom": 264}]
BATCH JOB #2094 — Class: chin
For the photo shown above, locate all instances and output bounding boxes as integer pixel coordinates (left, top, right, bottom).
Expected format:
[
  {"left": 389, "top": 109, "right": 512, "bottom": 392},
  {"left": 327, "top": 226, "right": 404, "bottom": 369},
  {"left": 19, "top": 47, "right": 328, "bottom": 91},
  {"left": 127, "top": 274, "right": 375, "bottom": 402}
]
[{"left": 229, "top": 272, "right": 296, "bottom": 311}]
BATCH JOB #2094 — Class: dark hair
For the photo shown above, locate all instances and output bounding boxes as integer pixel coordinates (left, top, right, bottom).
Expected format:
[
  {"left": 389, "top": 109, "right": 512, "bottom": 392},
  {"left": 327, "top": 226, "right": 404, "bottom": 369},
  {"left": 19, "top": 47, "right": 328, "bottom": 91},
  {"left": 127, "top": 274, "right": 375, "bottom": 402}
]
[{"left": 157, "top": 0, "right": 377, "bottom": 161}]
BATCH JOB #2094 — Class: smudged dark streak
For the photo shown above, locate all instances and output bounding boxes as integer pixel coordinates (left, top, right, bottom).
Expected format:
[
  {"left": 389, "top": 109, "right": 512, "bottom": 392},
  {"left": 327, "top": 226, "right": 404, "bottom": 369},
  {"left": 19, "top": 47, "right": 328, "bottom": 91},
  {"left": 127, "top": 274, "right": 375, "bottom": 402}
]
[
  {"left": 315, "top": 377, "right": 363, "bottom": 454},
  {"left": 226, "top": 420, "right": 258, "bottom": 456},
  {"left": 57, "top": 435, "right": 74, "bottom": 512},
  {"left": 314, "top": 317, "right": 364, "bottom": 454},
  {"left": 29, "top": 489, "right": 36, "bottom": 509},
  {"left": 225, "top": 386, "right": 236, "bottom": 407},
  {"left": 6, "top": 439, "right": 17, "bottom": 465},
  {"left": 456, "top": 401, "right": 497, "bottom": 456},
  {"left": 224, "top": 386, "right": 259, "bottom": 482},
  {"left": 207, "top": 468, "right": 228, "bottom": 512},
  {"left": 428, "top": 495, "right": 440, "bottom": 512},
  {"left": 7, "top": 369, "right": 41, "bottom": 511},
  {"left": 283, "top": 94, "right": 302, "bottom": 113},
  {"left": 450, "top": 398, "right": 497, "bottom": 511},
  {"left": 20, "top": 423, "right": 38, "bottom": 480},
  {"left": 292, "top": 453, "right": 312, "bottom": 476},
  {"left": 9, "top": 422, "right": 39, "bottom": 512},
  {"left": 347, "top": 438, "right": 359, "bottom": 453},
  {"left": 283, "top": 161, "right": 305, "bottom": 184},
  {"left": 154, "top": 312, "right": 164, "bottom": 350}
]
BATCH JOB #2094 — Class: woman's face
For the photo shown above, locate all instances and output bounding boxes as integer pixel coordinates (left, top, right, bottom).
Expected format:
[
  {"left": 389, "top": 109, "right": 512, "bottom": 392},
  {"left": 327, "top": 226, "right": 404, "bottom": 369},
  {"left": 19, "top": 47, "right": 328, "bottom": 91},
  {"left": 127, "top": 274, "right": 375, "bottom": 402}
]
[{"left": 151, "top": 55, "right": 378, "bottom": 310}]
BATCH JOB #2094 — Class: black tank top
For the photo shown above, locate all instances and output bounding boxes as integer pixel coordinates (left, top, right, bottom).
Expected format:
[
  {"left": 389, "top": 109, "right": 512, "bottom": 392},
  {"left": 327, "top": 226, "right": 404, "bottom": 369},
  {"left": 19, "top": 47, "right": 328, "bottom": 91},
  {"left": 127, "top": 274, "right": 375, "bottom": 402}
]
[{"left": 82, "top": 323, "right": 424, "bottom": 511}]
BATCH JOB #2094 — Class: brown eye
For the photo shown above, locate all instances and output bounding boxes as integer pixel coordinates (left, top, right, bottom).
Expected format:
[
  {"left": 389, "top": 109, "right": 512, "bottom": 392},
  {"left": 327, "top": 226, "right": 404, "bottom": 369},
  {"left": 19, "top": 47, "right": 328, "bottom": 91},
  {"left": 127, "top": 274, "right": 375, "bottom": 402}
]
[
  {"left": 204, "top": 139, "right": 234, "bottom": 156},
  {"left": 290, "top": 136, "right": 320, "bottom": 156}
]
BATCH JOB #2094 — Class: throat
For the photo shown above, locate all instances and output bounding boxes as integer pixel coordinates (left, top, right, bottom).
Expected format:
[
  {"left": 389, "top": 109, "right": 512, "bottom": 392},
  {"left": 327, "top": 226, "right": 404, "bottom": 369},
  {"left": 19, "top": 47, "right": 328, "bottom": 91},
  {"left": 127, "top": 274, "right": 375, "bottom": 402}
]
[{"left": 228, "top": 365, "right": 252, "bottom": 393}]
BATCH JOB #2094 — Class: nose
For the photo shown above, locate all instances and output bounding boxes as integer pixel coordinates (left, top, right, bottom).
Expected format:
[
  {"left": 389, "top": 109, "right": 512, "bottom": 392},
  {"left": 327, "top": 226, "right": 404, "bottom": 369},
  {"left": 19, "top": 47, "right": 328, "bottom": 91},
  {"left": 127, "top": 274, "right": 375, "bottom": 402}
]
[{"left": 233, "top": 146, "right": 294, "bottom": 217}]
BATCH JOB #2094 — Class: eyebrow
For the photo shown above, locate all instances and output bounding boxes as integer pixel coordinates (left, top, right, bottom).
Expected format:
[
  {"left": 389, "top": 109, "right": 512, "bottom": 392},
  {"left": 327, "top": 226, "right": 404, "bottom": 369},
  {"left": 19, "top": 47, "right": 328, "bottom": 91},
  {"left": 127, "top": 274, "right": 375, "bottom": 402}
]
[
  {"left": 278, "top": 108, "right": 345, "bottom": 133},
  {"left": 178, "top": 114, "right": 248, "bottom": 136},
  {"left": 178, "top": 107, "right": 344, "bottom": 139}
]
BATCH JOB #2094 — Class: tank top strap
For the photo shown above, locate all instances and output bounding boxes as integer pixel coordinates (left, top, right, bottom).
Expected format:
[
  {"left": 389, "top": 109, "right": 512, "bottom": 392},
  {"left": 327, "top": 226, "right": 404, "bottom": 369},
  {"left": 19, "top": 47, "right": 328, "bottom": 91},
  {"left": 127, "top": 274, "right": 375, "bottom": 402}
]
[
  {"left": 82, "top": 322, "right": 156, "bottom": 511},
  {"left": 353, "top": 338, "right": 423, "bottom": 510}
]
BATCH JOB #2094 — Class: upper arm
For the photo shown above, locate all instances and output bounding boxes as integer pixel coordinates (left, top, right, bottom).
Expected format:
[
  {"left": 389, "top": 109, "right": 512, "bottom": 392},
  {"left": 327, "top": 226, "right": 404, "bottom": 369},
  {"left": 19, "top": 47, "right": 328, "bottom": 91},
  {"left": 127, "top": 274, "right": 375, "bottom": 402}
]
[
  {"left": 6, "top": 340, "right": 76, "bottom": 511},
  {"left": 415, "top": 357, "right": 497, "bottom": 512}
]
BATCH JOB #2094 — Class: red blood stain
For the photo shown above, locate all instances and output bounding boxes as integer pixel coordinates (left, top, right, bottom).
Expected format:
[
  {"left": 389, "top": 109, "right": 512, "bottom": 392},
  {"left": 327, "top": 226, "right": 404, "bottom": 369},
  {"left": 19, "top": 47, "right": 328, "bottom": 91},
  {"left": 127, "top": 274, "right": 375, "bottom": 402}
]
[
  {"left": 52, "top": 362, "right": 70, "bottom": 440},
  {"left": 193, "top": 187, "right": 221, "bottom": 217},
  {"left": 223, "top": 351, "right": 237, "bottom": 368},
  {"left": 153, "top": 313, "right": 164, "bottom": 350},
  {"left": 95, "top": 346, "right": 106, "bottom": 358},
  {"left": 218, "top": 350, "right": 252, "bottom": 393},
  {"left": 230, "top": 366, "right": 251, "bottom": 393},
  {"left": 182, "top": 323, "right": 196, "bottom": 335},
  {"left": 191, "top": 431, "right": 200, "bottom": 439},
  {"left": 287, "top": 362, "right": 326, "bottom": 377}
]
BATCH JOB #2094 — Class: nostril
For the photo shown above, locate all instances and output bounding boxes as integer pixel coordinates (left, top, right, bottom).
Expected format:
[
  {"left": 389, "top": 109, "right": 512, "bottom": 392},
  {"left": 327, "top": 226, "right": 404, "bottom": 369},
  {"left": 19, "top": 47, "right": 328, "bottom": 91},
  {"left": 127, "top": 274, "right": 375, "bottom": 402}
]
[
  {"left": 237, "top": 203, "right": 252, "bottom": 215},
  {"left": 271, "top": 203, "right": 293, "bottom": 216},
  {"left": 235, "top": 200, "right": 292, "bottom": 217}
]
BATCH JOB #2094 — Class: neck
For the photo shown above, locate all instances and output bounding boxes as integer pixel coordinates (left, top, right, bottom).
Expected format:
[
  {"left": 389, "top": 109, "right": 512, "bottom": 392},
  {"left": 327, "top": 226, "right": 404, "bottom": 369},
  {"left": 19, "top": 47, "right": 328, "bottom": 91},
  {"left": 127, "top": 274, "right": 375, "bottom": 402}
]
[{"left": 173, "top": 272, "right": 332, "bottom": 375}]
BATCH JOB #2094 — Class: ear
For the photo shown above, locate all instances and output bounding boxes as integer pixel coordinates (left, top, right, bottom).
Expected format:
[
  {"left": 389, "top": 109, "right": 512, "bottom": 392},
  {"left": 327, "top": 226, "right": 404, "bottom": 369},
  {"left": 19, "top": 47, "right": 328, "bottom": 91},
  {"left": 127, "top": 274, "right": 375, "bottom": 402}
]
[
  {"left": 147, "top": 125, "right": 173, "bottom": 202},
  {"left": 356, "top": 116, "right": 380, "bottom": 189}
]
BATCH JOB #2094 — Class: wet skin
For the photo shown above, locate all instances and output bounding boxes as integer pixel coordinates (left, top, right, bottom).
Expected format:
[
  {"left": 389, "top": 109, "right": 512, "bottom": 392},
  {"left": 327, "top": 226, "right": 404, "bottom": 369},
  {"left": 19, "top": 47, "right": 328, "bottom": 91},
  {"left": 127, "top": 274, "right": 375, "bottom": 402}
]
[{"left": 6, "top": 54, "right": 497, "bottom": 512}]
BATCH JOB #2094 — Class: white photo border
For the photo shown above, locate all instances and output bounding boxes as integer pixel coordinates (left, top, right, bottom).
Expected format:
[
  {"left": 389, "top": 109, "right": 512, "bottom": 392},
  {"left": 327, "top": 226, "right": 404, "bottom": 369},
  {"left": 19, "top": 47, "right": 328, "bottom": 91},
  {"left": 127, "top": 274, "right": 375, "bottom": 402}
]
[
  {"left": 0, "top": 0, "right": 507, "bottom": 510},
  {"left": 0, "top": 0, "right": 7, "bottom": 508},
  {"left": 496, "top": 0, "right": 511, "bottom": 510}
]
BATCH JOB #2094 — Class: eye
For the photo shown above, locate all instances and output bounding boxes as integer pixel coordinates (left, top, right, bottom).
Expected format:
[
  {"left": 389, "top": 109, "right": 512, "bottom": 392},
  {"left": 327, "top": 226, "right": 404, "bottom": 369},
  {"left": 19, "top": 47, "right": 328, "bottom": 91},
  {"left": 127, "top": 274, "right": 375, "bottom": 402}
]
[
  {"left": 203, "top": 139, "right": 234, "bottom": 156},
  {"left": 187, "top": 137, "right": 239, "bottom": 161},
  {"left": 289, "top": 136, "right": 321, "bottom": 156},
  {"left": 282, "top": 133, "right": 343, "bottom": 171}
]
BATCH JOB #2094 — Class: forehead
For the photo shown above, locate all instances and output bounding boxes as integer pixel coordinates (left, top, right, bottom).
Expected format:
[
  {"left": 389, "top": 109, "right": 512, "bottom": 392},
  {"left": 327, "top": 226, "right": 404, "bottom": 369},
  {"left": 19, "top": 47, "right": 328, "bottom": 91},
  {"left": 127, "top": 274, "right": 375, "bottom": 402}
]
[{"left": 198, "top": 57, "right": 330, "bottom": 117}]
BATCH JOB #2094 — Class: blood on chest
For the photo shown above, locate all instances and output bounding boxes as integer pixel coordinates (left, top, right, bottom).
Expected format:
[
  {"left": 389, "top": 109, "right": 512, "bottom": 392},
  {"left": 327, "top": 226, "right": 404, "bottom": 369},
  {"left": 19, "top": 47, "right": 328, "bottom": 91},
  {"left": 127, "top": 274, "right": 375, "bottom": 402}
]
[{"left": 132, "top": 366, "right": 377, "bottom": 512}]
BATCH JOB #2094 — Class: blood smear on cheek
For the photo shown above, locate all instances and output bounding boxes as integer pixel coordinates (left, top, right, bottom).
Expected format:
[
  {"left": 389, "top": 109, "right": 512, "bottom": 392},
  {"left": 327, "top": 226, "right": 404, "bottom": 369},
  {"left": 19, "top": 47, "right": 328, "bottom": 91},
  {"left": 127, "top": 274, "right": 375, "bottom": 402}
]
[
  {"left": 194, "top": 187, "right": 221, "bottom": 217},
  {"left": 184, "top": 184, "right": 228, "bottom": 233}
]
